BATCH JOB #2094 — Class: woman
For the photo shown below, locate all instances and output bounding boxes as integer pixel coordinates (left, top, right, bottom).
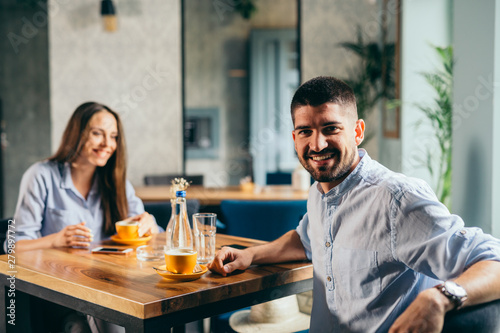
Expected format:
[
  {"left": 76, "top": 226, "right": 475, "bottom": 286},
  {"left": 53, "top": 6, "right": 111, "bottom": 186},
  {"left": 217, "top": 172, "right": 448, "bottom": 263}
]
[{"left": 12, "top": 101, "right": 159, "bottom": 252}]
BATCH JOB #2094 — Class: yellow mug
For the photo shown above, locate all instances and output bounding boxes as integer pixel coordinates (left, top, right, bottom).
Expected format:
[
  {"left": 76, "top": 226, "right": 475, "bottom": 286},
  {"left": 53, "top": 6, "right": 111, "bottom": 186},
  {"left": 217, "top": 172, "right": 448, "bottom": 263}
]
[
  {"left": 164, "top": 248, "right": 197, "bottom": 274},
  {"left": 115, "top": 220, "right": 139, "bottom": 239}
]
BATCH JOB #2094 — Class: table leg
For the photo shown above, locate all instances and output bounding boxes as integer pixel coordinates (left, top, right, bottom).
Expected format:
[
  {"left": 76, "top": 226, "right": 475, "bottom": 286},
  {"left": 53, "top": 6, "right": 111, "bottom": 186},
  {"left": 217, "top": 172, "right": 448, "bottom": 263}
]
[
  {"left": 172, "top": 325, "right": 185, "bottom": 333},
  {"left": 0, "top": 283, "right": 6, "bottom": 331},
  {"left": 123, "top": 318, "right": 177, "bottom": 333}
]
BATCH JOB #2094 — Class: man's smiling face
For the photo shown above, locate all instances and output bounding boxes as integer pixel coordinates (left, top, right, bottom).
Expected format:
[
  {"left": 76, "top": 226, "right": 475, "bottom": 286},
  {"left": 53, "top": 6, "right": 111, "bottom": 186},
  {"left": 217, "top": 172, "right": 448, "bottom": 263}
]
[{"left": 292, "top": 102, "right": 365, "bottom": 192}]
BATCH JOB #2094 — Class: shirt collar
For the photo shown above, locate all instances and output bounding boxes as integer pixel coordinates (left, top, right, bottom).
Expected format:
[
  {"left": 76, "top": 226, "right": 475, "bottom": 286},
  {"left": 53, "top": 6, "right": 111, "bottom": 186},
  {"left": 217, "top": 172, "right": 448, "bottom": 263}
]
[
  {"left": 315, "top": 148, "right": 371, "bottom": 199},
  {"left": 60, "top": 162, "right": 99, "bottom": 197},
  {"left": 60, "top": 162, "right": 73, "bottom": 190}
]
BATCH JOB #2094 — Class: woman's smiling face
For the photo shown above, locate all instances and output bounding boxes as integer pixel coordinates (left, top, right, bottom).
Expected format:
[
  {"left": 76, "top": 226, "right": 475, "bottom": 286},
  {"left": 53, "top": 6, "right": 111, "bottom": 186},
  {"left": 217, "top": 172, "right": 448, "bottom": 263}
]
[{"left": 76, "top": 110, "right": 118, "bottom": 168}]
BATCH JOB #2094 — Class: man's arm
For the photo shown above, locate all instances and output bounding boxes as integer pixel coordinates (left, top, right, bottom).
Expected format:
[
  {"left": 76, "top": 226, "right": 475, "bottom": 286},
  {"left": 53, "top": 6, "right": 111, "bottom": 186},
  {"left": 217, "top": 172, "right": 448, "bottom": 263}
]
[
  {"left": 390, "top": 260, "right": 500, "bottom": 333},
  {"left": 208, "top": 230, "right": 307, "bottom": 276}
]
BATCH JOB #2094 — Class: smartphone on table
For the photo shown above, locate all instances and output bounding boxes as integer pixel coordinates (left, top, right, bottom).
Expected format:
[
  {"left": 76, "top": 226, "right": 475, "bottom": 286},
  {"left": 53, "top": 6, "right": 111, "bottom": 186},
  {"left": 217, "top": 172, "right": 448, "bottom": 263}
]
[
  {"left": 221, "top": 244, "right": 248, "bottom": 250},
  {"left": 91, "top": 247, "right": 133, "bottom": 254}
]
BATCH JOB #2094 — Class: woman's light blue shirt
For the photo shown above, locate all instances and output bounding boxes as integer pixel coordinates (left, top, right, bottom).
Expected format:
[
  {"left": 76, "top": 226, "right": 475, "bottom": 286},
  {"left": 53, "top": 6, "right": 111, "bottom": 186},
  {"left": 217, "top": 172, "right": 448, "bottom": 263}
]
[
  {"left": 12, "top": 160, "right": 147, "bottom": 243},
  {"left": 296, "top": 149, "right": 500, "bottom": 332}
]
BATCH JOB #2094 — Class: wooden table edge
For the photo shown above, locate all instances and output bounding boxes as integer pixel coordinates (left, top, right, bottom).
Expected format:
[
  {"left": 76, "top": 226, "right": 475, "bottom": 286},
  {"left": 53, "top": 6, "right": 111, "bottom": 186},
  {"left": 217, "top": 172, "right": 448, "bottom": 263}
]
[{"left": 0, "top": 260, "right": 145, "bottom": 318}]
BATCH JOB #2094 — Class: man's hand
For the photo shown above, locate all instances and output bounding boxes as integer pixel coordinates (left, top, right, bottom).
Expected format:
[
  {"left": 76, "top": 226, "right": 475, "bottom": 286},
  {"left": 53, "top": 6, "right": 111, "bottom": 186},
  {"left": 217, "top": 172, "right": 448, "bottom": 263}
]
[
  {"left": 208, "top": 246, "right": 253, "bottom": 277},
  {"left": 208, "top": 230, "right": 307, "bottom": 277},
  {"left": 389, "top": 287, "right": 453, "bottom": 333}
]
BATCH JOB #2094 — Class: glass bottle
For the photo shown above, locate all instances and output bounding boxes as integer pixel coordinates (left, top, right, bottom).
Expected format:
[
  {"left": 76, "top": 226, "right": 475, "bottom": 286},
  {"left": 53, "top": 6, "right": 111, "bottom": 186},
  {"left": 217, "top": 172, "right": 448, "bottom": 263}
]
[
  {"left": 167, "top": 190, "right": 193, "bottom": 251},
  {"left": 165, "top": 199, "right": 176, "bottom": 249}
]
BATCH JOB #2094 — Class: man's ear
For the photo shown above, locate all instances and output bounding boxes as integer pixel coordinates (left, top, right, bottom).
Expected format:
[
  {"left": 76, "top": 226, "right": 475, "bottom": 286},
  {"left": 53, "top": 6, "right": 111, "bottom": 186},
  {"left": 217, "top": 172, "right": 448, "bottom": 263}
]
[
  {"left": 355, "top": 119, "right": 365, "bottom": 146},
  {"left": 292, "top": 130, "right": 298, "bottom": 153}
]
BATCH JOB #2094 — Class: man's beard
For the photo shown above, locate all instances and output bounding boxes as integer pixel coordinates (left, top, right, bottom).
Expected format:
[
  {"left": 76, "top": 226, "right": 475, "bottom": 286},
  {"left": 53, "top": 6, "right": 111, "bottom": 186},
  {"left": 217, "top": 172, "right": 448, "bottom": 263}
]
[{"left": 298, "top": 148, "right": 357, "bottom": 183}]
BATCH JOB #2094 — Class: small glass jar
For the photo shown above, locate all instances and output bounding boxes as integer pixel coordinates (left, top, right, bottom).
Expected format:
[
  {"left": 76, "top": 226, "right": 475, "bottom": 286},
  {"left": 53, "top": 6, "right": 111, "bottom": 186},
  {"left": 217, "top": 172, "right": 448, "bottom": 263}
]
[{"left": 136, "top": 245, "right": 165, "bottom": 261}]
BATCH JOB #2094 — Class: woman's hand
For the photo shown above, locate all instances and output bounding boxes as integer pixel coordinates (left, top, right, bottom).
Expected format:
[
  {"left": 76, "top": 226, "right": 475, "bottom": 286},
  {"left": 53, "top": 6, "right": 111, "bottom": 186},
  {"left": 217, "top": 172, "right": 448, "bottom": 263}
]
[
  {"left": 51, "top": 221, "right": 93, "bottom": 248},
  {"left": 130, "top": 212, "right": 159, "bottom": 237}
]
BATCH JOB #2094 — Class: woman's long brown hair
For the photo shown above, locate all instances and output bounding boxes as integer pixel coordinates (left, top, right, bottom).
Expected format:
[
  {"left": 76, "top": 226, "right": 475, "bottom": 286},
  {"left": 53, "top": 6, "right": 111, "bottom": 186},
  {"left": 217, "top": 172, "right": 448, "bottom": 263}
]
[{"left": 49, "top": 102, "right": 128, "bottom": 235}]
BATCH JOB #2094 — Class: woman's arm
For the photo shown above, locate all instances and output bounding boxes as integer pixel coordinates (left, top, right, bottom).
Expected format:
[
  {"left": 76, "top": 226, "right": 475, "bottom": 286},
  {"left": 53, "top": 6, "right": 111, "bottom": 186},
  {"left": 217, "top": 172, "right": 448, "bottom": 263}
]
[
  {"left": 15, "top": 222, "right": 93, "bottom": 252},
  {"left": 10, "top": 163, "right": 50, "bottom": 251},
  {"left": 130, "top": 212, "right": 159, "bottom": 237},
  {"left": 11, "top": 163, "right": 49, "bottom": 244},
  {"left": 125, "top": 180, "right": 161, "bottom": 236},
  {"left": 12, "top": 162, "right": 94, "bottom": 252}
]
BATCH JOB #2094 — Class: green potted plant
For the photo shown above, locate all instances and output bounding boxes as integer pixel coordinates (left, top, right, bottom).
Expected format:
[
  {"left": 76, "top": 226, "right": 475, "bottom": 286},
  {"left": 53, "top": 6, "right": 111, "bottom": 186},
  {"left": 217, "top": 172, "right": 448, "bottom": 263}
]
[
  {"left": 387, "top": 45, "right": 453, "bottom": 208},
  {"left": 416, "top": 45, "right": 453, "bottom": 208}
]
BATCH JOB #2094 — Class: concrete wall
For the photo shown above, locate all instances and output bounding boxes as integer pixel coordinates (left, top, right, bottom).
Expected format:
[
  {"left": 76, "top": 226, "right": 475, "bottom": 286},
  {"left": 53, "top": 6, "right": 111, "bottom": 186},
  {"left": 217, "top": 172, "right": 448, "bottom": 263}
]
[
  {"left": 0, "top": 0, "right": 182, "bottom": 217},
  {"left": 49, "top": 0, "right": 183, "bottom": 187},
  {"left": 0, "top": 0, "right": 51, "bottom": 218}
]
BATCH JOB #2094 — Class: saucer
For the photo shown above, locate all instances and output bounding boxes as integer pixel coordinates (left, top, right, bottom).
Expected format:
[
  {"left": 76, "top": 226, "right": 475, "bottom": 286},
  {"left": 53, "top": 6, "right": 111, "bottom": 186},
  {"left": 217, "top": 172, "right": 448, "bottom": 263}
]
[
  {"left": 110, "top": 234, "right": 152, "bottom": 245},
  {"left": 154, "top": 265, "right": 208, "bottom": 281}
]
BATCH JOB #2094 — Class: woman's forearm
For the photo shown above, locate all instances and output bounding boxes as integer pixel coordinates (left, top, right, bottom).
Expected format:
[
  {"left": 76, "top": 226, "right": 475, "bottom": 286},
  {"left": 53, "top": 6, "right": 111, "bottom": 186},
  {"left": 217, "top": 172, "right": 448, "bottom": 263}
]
[{"left": 15, "top": 234, "right": 58, "bottom": 252}]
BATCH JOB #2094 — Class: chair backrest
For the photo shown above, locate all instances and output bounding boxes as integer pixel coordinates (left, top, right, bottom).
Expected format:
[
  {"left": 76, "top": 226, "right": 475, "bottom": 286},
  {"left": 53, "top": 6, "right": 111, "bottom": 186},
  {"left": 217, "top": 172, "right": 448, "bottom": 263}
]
[
  {"left": 0, "top": 218, "right": 12, "bottom": 255},
  {"left": 266, "top": 172, "right": 292, "bottom": 185},
  {"left": 144, "top": 174, "right": 204, "bottom": 186},
  {"left": 144, "top": 175, "right": 170, "bottom": 185},
  {"left": 442, "top": 298, "right": 500, "bottom": 332},
  {"left": 144, "top": 200, "right": 200, "bottom": 230},
  {"left": 220, "top": 200, "right": 307, "bottom": 241}
]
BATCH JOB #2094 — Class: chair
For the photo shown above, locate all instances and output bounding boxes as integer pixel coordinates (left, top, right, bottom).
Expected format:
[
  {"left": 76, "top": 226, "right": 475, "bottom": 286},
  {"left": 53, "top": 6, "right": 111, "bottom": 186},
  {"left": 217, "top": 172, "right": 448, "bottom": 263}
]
[
  {"left": 266, "top": 172, "right": 292, "bottom": 185},
  {"left": 442, "top": 299, "right": 500, "bottom": 332},
  {"left": 0, "top": 218, "right": 12, "bottom": 255},
  {"left": 214, "top": 201, "right": 307, "bottom": 333},
  {"left": 144, "top": 174, "right": 204, "bottom": 186},
  {"left": 144, "top": 200, "right": 200, "bottom": 230},
  {"left": 220, "top": 200, "right": 307, "bottom": 241}
]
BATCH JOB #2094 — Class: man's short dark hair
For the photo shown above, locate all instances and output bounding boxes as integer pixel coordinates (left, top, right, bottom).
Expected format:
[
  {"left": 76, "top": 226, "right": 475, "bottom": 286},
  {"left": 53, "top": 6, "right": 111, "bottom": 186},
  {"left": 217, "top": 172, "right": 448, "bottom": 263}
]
[{"left": 290, "top": 76, "right": 357, "bottom": 122}]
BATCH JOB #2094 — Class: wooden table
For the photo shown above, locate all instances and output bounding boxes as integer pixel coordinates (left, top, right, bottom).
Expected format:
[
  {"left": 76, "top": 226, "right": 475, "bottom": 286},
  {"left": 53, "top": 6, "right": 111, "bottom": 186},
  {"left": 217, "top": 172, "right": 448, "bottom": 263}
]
[
  {"left": 0, "top": 233, "right": 312, "bottom": 332},
  {"left": 134, "top": 185, "right": 309, "bottom": 205}
]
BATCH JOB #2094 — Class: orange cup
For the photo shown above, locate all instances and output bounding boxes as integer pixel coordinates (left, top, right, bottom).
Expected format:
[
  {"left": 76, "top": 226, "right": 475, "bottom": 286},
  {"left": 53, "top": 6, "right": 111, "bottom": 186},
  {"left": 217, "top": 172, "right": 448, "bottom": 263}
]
[
  {"left": 164, "top": 248, "right": 197, "bottom": 274},
  {"left": 115, "top": 220, "right": 139, "bottom": 239}
]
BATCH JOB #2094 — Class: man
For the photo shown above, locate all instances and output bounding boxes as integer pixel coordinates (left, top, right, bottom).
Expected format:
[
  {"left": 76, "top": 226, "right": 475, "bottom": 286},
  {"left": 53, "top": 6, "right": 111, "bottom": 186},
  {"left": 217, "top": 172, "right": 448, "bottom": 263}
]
[{"left": 208, "top": 76, "right": 500, "bottom": 332}]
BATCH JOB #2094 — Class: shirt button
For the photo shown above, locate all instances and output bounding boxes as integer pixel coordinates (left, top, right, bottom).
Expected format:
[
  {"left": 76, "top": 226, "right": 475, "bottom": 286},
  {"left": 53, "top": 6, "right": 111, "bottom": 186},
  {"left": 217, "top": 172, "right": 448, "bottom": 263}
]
[
  {"left": 460, "top": 229, "right": 467, "bottom": 235},
  {"left": 325, "top": 242, "right": 331, "bottom": 247},
  {"left": 327, "top": 276, "right": 332, "bottom": 282}
]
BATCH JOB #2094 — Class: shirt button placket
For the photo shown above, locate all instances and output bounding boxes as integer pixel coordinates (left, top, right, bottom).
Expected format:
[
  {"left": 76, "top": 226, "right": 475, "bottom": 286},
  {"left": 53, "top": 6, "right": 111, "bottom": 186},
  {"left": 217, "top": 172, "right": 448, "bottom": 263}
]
[
  {"left": 325, "top": 204, "right": 336, "bottom": 291},
  {"left": 325, "top": 235, "right": 334, "bottom": 291}
]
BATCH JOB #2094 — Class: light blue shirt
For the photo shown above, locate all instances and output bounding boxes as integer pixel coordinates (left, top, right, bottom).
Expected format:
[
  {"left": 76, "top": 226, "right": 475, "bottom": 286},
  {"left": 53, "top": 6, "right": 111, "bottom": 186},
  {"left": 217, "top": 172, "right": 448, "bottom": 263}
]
[
  {"left": 11, "top": 160, "right": 147, "bottom": 243},
  {"left": 296, "top": 149, "right": 500, "bottom": 333}
]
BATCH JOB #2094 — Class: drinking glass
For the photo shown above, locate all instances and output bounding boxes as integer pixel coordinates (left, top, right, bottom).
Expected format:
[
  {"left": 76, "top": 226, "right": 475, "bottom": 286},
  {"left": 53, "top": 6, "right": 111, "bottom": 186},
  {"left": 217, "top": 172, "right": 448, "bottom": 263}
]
[{"left": 193, "top": 213, "right": 217, "bottom": 264}]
